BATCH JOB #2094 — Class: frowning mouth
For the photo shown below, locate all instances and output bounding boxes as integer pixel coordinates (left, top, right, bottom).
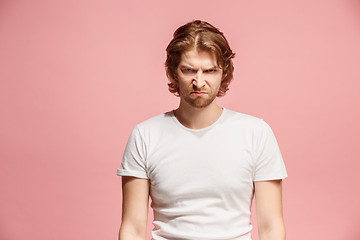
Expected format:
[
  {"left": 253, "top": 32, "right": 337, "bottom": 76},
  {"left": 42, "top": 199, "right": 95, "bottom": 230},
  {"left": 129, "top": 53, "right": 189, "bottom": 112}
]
[{"left": 191, "top": 91, "right": 207, "bottom": 96}]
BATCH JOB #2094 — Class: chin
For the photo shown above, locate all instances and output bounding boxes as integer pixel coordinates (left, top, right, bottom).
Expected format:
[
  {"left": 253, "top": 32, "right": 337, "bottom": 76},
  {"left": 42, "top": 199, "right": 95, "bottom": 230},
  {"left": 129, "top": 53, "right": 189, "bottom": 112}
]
[{"left": 187, "top": 98, "right": 215, "bottom": 108}]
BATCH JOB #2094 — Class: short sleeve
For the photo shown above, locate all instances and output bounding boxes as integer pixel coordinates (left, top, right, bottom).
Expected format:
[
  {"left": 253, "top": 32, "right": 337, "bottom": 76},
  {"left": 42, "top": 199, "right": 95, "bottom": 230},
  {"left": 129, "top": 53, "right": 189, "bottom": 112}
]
[
  {"left": 253, "top": 120, "right": 288, "bottom": 181},
  {"left": 117, "top": 126, "right": 149, "bottom": 179}
]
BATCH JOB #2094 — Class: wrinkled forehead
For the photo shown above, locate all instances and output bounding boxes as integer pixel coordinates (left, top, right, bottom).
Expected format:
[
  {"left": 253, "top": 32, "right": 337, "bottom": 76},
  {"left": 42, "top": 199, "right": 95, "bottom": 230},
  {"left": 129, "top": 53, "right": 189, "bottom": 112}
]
[{"left": 178, "top": 49, "right": 219, "bottom": 68}]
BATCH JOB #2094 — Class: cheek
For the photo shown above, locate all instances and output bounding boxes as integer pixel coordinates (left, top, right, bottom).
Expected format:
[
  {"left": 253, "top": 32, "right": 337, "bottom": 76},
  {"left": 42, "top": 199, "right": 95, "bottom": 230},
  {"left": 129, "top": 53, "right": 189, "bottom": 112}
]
[
  {"left": 177, "top": 80, "right": 189, "bottom": 95},
  {"left": 208, "top": 75, "right": 223, "bottom": 87},
  {"left": 177, "top": 76, "right": 192, "bottom": 88}
]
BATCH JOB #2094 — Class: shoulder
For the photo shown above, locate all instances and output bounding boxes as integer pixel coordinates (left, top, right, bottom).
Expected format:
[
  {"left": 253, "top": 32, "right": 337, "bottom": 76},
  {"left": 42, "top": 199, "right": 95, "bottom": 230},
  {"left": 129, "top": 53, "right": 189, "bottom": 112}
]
[
  {"left": 133, "top": 111, "right": 175, "bottom": 133},
  {"left": 127, "top": 111, "right": 176, "bottom": 149},
  {"left": 222, "top": 108, "right": 268, "bottom": 128},
  {"left": 221, "top": 108, "right": 277, "bottom": 139}
]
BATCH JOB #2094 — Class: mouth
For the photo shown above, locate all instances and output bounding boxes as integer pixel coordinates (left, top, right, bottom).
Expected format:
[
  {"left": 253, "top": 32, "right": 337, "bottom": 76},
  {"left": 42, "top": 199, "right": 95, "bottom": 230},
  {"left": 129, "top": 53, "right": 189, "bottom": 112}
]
[{"left": 190, "top": 91, "right": 207, "bottom": 96}]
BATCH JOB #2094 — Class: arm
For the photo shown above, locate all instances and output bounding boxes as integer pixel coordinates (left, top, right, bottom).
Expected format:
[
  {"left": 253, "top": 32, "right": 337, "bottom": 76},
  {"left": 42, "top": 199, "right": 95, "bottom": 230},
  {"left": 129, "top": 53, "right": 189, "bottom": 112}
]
[
  {"left": 254, "top": 179, "right": 286, "bottom": 240},
  {"left": 119, "top": 176, "right": 150, "bottom": 240}
]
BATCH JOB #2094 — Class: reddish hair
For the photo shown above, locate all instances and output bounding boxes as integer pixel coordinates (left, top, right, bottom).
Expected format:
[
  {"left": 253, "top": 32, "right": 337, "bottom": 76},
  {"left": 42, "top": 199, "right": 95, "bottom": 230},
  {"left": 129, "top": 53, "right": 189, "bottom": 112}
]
[{"left": 165, "top": 20, "right": 235, "bottom": 97}]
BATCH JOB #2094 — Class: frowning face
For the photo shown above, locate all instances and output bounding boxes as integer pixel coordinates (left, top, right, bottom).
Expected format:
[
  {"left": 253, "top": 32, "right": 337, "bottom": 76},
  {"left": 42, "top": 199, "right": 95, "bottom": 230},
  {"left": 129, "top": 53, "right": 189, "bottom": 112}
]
[{"left": 176, "top": 49, "right": 223, "bottom": 108}]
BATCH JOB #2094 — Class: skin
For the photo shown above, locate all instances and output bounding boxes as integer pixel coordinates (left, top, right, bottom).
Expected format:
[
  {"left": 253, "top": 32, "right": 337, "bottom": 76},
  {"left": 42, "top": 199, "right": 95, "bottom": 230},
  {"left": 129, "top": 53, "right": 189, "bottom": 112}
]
[
  {"left": 174, "top": 48, "right": 224, "bottom": 129},
  {"left": 176, "top": 49, "right": 222, "bottom": 109},
  {"left": 255, "top": 180, "right": 286, "bottom": 240},
  {"left": 119, "top": 177, "right": 149, "bottom": 240},
  {"left": 119, "top": 49, "right": 286, "bottom": 240}
]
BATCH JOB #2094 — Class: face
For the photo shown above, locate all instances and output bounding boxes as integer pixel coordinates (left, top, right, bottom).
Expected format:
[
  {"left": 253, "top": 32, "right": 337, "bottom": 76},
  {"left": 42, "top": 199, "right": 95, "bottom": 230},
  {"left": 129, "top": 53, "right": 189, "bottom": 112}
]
[{"left": 176, "top": 49, "right": 223, "bottom": 108}]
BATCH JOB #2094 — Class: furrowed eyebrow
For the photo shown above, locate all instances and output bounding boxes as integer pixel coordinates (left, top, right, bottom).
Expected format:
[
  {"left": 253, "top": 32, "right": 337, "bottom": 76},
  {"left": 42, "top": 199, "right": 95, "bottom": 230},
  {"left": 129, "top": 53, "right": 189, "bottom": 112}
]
[
  {"left": 179, "top": 65, "right": 219, "bottom": 70},
  {"left": 179, "top": 64, "right": 194, "bottom": 69},
  {"left": 208, "top": 66, "right": 219, "bottom": 69}
]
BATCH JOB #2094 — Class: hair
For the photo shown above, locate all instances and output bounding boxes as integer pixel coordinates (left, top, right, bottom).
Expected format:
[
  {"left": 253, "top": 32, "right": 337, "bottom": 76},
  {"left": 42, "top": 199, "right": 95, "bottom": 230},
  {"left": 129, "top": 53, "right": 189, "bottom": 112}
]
[{"left": 165, "top": 20, "right": 235, "bottom": 97}]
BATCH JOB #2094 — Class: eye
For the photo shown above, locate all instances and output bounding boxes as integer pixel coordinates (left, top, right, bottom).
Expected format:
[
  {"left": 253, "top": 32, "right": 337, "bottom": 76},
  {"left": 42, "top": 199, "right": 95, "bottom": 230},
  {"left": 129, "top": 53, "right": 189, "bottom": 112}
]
[
  {"left": 205, "top": 69, "right": 216, "bottom": 73},
  {"left": 181, "top": 68, "right": 196, "bottom": 74}
]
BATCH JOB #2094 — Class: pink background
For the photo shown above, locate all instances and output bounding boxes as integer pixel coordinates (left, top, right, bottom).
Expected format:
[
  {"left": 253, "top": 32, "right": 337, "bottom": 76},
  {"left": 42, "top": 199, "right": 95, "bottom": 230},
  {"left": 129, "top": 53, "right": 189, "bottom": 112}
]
[{"left": 1, "top": 0, "right": 360, "bottom": 239}]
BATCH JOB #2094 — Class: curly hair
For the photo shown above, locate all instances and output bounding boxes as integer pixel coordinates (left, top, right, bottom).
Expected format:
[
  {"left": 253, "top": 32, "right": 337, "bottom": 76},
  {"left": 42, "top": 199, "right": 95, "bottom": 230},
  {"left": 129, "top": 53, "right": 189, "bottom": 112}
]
[{"left": 165, "top": 20, "right": 235, "bottom": 97}]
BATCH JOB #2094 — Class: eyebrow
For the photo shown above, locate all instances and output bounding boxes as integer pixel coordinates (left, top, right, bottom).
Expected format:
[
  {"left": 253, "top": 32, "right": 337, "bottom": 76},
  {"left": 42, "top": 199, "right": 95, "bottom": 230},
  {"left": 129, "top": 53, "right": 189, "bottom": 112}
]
[
  {"left": 178, "top": 64, "right": 194, "bottom": 68},
  {"left": 178, "top": 64, "right": 219, "bottom": 69}
]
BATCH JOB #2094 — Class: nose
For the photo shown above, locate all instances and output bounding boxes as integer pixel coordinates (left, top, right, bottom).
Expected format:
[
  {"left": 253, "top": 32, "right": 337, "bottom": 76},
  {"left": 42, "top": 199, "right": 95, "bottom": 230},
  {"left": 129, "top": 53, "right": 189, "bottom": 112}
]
[{"left": 193, "top": 71, "right": 206, "bottom": 89}]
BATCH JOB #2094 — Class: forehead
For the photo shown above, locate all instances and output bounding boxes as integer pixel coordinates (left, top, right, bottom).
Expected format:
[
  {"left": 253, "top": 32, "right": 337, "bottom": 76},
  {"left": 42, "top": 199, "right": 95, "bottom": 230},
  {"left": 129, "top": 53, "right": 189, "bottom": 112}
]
[{"left": 179, "top": 49, "right": 218, "bottom": 67}]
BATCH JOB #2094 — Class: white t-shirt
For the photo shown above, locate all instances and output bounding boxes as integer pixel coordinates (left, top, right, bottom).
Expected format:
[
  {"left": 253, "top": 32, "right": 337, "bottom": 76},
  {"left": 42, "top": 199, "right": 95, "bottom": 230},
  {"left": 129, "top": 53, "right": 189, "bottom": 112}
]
[{"left": 117, "top": 108, "right": 287, "bottom": 240}]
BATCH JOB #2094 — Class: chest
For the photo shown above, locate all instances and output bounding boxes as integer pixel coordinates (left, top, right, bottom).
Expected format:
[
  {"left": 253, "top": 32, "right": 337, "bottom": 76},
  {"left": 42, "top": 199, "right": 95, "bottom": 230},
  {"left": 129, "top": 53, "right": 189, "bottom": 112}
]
[{"left": 146, "top": 131, "right": 255, "bottom": 202}]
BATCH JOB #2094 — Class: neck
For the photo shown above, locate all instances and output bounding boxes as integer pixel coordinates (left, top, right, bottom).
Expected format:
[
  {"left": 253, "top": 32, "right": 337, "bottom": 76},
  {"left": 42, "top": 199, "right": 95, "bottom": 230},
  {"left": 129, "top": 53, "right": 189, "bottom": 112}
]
[{"left": 174, "top": 99, "right": 223, "bottom": 129}]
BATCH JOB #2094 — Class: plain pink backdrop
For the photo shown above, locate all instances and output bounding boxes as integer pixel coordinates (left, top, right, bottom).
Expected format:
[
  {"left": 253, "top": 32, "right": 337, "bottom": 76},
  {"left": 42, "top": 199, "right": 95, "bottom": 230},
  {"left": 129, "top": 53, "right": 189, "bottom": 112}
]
[{"left": 1, "top": 0, "right": 360, "bottom": 239}]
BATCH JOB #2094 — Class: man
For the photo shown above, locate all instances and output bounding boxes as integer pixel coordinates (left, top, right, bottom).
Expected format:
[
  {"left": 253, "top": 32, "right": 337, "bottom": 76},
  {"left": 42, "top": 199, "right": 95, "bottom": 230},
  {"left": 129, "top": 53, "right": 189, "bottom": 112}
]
[{"left": 117, "top": 20, "right": 287, "bottom": 240}]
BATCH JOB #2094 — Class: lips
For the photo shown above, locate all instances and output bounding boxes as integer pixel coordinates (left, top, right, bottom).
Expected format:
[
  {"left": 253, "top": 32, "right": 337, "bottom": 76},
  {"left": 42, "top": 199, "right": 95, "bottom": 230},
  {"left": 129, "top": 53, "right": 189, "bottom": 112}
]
[{"left": 191, "top": 91, "right": 207, "bottom": 96}]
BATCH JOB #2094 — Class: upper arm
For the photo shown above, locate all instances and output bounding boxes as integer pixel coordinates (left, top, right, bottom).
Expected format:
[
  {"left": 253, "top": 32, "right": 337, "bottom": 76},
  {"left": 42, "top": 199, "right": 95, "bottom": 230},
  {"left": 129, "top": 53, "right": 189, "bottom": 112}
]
[
  {"left": 254, "top": 180, "right": 285, "bottom": 233},
  {"left": 120, "top": 176, "right": 150, "bottom": 239}
]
